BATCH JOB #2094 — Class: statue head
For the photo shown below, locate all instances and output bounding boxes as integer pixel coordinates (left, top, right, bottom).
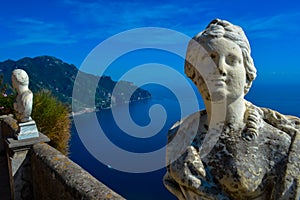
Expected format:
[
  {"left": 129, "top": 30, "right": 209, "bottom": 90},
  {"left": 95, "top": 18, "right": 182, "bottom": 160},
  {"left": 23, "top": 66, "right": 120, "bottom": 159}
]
[
  {"left": 12, "top": 69, "right": 30, "bottom": 92},
  {"left": 185, "top": 19, "right": 257, "bottom": 95}
]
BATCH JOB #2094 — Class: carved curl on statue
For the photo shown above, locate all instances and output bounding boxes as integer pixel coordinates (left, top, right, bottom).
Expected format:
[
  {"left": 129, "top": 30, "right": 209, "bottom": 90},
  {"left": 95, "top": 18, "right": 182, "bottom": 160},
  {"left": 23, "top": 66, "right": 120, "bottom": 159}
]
[
  {"left": 12, "top": 69, "right": 33, "bottom": 123},
  {"left": 164, "top": 19, "right": 300, "bottom": 200}
]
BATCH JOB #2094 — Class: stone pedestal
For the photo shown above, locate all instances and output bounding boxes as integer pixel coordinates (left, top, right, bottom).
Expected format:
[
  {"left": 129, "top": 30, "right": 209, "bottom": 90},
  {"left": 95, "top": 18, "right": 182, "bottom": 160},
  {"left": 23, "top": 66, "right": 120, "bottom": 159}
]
[
  {"left": 15, "top": 121, "right": 39, "bottom": 140},
  {"left": 6, "top": 133, "right": 50, "bottom": 200},
  {"left": 1, "top": 116, "right": 50, "bottom": 200}
]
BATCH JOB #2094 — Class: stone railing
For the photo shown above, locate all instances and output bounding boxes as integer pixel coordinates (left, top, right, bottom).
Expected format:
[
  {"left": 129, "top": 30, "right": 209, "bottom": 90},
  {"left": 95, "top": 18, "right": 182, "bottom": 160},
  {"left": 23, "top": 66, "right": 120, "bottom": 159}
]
[{"left": 0, "top": 116, "right": 125, "bottom": 200}]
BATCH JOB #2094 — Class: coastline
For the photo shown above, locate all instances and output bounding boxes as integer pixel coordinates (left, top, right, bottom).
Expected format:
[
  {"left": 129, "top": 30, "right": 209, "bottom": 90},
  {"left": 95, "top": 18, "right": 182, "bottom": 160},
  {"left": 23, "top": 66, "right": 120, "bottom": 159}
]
[{"left": 70, "top": 96, "right": 152, "bottom": 117}]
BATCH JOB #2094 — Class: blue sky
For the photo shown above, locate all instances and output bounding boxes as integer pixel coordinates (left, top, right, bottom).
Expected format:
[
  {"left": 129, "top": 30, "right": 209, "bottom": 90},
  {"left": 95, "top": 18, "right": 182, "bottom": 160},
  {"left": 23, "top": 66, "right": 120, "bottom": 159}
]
[{"left": 1, "top": 0, "right": 300, "bottom": 85}]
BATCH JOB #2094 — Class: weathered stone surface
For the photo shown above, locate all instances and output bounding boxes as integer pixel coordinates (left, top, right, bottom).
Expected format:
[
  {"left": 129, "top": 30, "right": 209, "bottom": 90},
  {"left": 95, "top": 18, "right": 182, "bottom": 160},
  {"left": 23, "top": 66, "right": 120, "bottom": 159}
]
[
  {"left": 1, "top": 115, "right": 123, "bottom": 200},
  {"left": 15, "top": 121, "right": 39, "bottom": 140},
  {"left": 31, "top": 143, "right": 125, "bottom": 200},
  {"left": 0, "top": 146, "right": 11, "bottom": 200},
  {"left": 1, "top": 117, "right": 50, "bottom": 200},
  {"left": 164, "top": 19, "right": 300, "bottom": 200},
  {"left": 1, "top": 116, "right": 48, "bottom": 151},
  {"left": 12, "top": 69, "right": 33, "bottom": 123},
  {"left": 11, "top": 150, "right": 33, "bottom": 200},
  {"left": 12, "top": 69, "right": 39, "bottom": 140}
]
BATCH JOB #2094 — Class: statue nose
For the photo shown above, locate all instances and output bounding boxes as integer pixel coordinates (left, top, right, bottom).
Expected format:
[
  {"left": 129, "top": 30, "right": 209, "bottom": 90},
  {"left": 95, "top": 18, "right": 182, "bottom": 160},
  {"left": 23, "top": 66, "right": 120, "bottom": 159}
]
[{"left": 217, "top": 58, "right": 227, "bottom": 76}]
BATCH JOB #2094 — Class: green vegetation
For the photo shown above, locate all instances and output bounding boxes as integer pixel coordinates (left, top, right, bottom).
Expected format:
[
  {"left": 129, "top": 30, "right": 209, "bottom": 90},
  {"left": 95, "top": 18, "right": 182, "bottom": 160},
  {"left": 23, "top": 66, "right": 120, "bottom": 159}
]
[
  {"left": 0, "top": 75, "right": 14, "bottom": 115},
  {"left": 0, "top": 75, "right": 71, "bottom": 155},
  {"left": 32, "top": 90, "right": 71, "bottom": 155},
  {"left": 0, "top": 56, "right": 151, "bottom": 110},
  {"left": 0, "top": 55, "right": 151, "bottom": 155}
]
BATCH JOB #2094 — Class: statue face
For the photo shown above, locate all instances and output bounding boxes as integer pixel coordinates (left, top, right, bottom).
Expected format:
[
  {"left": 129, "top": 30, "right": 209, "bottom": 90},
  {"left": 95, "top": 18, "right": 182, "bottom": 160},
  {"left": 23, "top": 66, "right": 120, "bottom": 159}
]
[
  {"left": 198, "top": 37, "right": 246, "bottom": 102},
  {"left": 12, "top": 75, "right": 18, "bottom": 90}
]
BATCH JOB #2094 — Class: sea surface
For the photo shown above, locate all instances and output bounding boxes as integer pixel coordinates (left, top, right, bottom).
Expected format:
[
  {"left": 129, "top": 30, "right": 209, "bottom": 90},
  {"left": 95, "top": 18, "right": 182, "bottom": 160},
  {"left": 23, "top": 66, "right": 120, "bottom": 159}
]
[{"left": 69, "top": 83, "right": 300, "bottom": 200}]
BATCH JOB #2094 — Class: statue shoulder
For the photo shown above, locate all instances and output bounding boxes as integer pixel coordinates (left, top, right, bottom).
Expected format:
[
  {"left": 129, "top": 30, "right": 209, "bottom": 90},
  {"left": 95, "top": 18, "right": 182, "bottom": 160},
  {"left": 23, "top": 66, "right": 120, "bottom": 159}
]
[
  {"left": 244, "top": 100, "right": 299, "bottom": 136},
  {"left": 167, "top": 110, "right": 207, "bottom": 142},
  {"left": 260, "top": 106, "right": 300, "bottom": 137},
  {"left": 258, "top": 106, "right": 300, "bottom": 199}
]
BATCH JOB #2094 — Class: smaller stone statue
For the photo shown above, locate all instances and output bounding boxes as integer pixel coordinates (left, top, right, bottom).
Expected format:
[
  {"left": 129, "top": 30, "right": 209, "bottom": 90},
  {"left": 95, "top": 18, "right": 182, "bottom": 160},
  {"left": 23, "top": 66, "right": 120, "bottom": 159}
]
[
  {"left": 12, "top": 69, "right": 38, "bottom": 139},
  {"left": 12, "top": 69, "right": 33, "bottom": 123}
]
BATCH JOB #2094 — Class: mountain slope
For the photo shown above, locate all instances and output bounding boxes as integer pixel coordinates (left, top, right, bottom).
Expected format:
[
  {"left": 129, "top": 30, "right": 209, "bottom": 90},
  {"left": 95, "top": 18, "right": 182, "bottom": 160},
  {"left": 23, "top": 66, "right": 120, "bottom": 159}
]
[{"left": 0, "top": 56, "right": 151, "bottom": 110}]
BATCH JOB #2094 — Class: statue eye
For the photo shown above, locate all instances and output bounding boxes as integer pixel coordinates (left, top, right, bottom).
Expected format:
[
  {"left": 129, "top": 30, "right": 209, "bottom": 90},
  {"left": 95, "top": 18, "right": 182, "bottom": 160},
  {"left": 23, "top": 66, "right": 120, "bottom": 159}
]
[{"left": 226, "top": 54, "right": 241, "bottom": 66}]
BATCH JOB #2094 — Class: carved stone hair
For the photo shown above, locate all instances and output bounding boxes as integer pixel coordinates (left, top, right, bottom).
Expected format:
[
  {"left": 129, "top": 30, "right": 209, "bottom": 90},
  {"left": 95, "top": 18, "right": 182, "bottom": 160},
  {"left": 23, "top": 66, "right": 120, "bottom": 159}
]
[
  {"left": 12, "top": 69, "right": 29, "bottom": 86},
  {"left": 190, "top": 18, "right": 257, "bottom": 95}
]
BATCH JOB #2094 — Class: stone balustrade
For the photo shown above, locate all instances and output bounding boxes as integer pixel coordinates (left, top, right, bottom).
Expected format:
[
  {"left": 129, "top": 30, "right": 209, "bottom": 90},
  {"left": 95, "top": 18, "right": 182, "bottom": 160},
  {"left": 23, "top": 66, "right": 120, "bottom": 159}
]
[{"left": 0, "top": 116, "right": 125, "bottom": 200}]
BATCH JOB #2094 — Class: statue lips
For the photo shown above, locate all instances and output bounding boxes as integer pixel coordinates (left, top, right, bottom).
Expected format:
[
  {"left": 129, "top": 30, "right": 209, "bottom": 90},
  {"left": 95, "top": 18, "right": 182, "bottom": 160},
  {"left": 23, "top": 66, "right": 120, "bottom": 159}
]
[
  {"left": 207, "top": 76, "right": 226, "bottom": 88},
  {"left": 213, "top": 78, "right": 226, "bottom": 87}
]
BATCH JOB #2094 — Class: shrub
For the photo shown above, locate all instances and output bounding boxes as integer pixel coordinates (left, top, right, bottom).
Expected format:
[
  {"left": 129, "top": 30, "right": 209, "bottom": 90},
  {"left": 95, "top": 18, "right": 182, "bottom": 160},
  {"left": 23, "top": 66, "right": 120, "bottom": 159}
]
[
  {"left": 1, "top": 75, "right": 71, "bottom": 155},
  {"left": 0, "top": 93, "right": 15, "bottom": 115},
  {"left": 32, "top": 90, "right": 71, "bottom": 155},
  {"left": 0, "top": 75, "right": 15, "bottom": 115}
]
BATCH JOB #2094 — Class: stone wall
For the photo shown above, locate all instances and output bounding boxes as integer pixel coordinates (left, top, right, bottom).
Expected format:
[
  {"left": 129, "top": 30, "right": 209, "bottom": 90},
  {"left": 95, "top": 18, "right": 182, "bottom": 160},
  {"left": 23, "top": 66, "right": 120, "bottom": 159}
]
[
  {"left": 1, "top": 117, "right": 125, "bottom": 200},
  {"left": 0, "top": 116, "right": 14, "bottom": 200},
  {"left": 0, "top": 145, "right": 11, "bottom": 199},
  {"left": 30, "top": 143, "right": 124, "bottom": 200}
]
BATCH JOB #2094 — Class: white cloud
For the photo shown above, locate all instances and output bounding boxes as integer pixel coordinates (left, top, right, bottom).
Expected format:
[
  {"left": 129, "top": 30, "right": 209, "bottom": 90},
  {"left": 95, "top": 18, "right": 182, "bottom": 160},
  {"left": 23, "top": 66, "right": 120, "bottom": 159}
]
[
  {"left": 6, "top": 18, "right": 77, "bottom": 46},
  {"left": 61, "top": 0, "right": 215, "bottom": 39},
  {"left": 237, "top": 12, "right": 300, "bottom": 39}
]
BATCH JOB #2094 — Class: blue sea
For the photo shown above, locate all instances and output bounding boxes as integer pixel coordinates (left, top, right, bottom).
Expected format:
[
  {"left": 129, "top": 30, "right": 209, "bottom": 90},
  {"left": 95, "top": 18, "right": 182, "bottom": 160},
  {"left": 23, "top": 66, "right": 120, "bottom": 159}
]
[{"left": 69, "top": 83, "right": 300, "bottom": 200}]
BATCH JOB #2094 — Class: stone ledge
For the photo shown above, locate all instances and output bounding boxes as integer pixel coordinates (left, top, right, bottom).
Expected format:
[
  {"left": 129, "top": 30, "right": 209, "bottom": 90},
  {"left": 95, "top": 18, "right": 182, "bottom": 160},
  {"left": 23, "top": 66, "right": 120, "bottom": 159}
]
[
  {"left": 6, "top": 132, "right": 50, "bottom": 150},
  {"left": 31, "top": 143, "right": 125, "bottom": 200}
]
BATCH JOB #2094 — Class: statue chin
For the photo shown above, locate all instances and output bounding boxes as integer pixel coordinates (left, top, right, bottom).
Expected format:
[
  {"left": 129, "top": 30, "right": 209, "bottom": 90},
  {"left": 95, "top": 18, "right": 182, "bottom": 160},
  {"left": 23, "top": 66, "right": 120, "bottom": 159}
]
[{"left": 210, "top": 91, "right": 226, "bottom": 102}]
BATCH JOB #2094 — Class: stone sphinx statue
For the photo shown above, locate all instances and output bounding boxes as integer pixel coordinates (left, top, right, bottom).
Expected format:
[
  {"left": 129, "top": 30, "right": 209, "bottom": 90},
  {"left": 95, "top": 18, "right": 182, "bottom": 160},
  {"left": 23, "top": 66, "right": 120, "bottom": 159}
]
[
  {"left": 164, "top": 19, "right": 300, "bottom": 200},
  {"left": 12, "top": 69, "right": 33, "bottom": 123}
]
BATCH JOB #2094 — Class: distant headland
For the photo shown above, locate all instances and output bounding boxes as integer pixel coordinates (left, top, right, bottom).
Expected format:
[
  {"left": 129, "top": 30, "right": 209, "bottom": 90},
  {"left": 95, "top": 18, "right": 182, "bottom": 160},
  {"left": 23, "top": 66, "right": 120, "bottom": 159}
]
[{"left": 0, "top": 56, "right": 151, "bottom": 112}]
